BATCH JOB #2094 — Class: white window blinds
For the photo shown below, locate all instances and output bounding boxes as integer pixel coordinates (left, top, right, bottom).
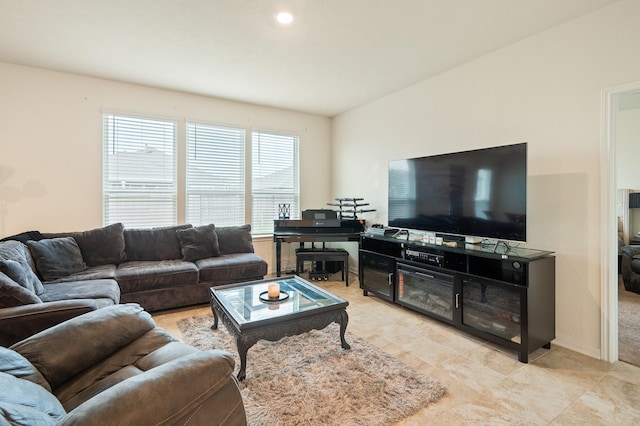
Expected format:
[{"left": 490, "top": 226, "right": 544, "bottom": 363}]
[
  {"left": 102, "top": 114, "right": 177, "bottom": 227},
  {"left": 186, "top": 122, "right": 246, "bottom": 227},
  {"left": 251, "top": 131, "right": 299, "bottom": 234}
]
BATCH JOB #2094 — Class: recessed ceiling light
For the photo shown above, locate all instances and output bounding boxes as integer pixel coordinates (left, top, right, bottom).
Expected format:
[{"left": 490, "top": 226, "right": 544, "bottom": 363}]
[{"left": 276, "top": 11, "right": 294, "bottom": 25}]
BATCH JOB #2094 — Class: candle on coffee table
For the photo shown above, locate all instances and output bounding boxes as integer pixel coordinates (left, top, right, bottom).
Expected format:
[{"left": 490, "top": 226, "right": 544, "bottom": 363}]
[{"left": 268, "top": 283, "right": 280, "bottom": 299}]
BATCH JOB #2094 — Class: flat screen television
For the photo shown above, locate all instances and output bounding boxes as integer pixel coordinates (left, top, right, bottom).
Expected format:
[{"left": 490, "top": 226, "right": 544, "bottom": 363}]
[{"left": 388, "top": 143, "right": 527, "bottom": 242}]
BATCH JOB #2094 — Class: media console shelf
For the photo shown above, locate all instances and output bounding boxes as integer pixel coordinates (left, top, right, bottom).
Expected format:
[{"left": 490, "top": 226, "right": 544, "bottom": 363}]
[{"left": 359, "top": 233, "right": 555, "bottom": 363}]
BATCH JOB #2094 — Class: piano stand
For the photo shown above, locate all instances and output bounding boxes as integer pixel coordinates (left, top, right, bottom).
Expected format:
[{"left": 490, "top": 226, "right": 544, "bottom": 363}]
[{"left": 295, "top": 248, "right": 349, "bottom": 286}]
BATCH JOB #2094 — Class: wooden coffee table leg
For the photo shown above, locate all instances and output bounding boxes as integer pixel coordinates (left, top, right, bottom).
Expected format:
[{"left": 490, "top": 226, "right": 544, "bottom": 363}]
[
  {"left": 236, "top": 338, "right": 249, "bottom": 381},
  {"left": 210, "top": 297, "right": 219, "bottom": 330},
  {"left": 339, "top": 310, "right": 350, "bottom": 349}
]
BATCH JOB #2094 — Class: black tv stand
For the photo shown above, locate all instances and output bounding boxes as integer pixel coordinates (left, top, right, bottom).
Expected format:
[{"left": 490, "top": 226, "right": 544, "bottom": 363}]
[
  {"left": 359, "top": 233, "right": 556, "bottom": 363},
  {"left": 487, "top": 239, "right": 520, "bottom": 253},
  {"left": 391, "top": 229, "right": 409, "bottom": 239}
]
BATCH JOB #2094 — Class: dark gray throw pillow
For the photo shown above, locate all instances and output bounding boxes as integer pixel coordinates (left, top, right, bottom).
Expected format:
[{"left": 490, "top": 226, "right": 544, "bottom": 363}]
[
  {"left": 0, "top": 272, "right": 42, "bottom": 308},
  {"left": 0, "top": 346, "right": 51, "bottom": 391},
  {"left": 0, "top": 259, "right": 45, "bottom": 295},
  {"left": 0, "top": 372, "right": 66, "bottom": 423},
  {"left": 215, "top": 225, "right": 254, "bottom": 255},
  {"left": 124, "top": 224, "right": 192, "bottom": 261},
  {"left": 176, "top": 224, "right": 220, "bottom": 261},
  {"left": 27, "top": 237, "right": 87, "bottom": 282},
  {"left": 42, "top": 223, "right": 126, "bottom": 267}
]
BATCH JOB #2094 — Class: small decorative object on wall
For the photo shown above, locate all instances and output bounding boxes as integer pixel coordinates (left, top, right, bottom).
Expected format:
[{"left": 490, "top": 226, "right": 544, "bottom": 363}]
[{"left": 278, "top": 203, "right": 291, "bottom": 219}]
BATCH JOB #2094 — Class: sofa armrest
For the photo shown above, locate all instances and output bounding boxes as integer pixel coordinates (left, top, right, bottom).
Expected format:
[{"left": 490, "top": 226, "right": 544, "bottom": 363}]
[
  {"left": 620, "top": 245, "right": 640, "bottom": 258},
  {"left": 59, "top": 350, "right": 246, "bottom": 426},
  {"left": 0, "top": 300, "right": 98, "bottom": 347},
  {"left": 10, "top": 304, "right": 156, "bottom": 389}
]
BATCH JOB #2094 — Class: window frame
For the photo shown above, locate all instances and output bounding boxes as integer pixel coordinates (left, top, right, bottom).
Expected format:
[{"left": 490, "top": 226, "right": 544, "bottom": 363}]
[
  {"left": 250, "top": 129, "right": 301, "bottom": 235},
  {"left": 102, "top": 112, "right": 178, "bottom": 228},
  {"left": 102, "top": 113, "right": 301, "bottom": 234},
  {"left": 185, "top": 121, "right": 246, "bottom": 228}
]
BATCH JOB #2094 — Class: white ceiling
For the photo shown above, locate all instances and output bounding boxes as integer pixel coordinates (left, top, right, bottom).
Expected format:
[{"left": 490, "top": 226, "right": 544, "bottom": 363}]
[{"left": 0, "top": 0, "right": 618, "bottom": 117}]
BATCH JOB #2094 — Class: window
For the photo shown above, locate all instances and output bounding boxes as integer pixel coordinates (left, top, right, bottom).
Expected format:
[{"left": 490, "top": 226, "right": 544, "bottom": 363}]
[
  {"left": 103, "top": 114, "right": 300, "bottom": 233},
  {"left": 251, "top": 131, "right": 299, "bottom": 234},
  {"left": 186, "top": 122, "right": 245, "bottom": 227},
  {"left": 103, "top": 114, "right": 177, "bottom": 227}
]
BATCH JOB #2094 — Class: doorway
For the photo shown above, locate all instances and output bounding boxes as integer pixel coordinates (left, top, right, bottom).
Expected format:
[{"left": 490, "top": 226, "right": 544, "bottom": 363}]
[{"left": 602, "top": 82, "right": 640, "bottom": 364}]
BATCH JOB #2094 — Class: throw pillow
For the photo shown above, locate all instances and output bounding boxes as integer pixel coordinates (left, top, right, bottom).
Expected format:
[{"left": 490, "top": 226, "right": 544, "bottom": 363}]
[
  {"left": 0, "top": 272, "right": 42, "bottom": 308},
  {"left": 0, "top": 372, "right": 66, "bottom": 424},
  {"left": 0, "top": 259, "right": 44, "bottom": 295},
  {"left": 26, "top": 237, "right": 87, "bottom": 282},
  {"left": 0, "top": 347, "right": 51, "bottom": 392},
  {"left": 176, "top": 224, "right": 220, "bottom": 261},
  {"left": 42, "top": 223, "right": 126, "bottom": 267},
  {"left": 215, "top": 224, "right": 254, "bottom": 255},
  {"left": 124, "top": 224, "right": 192, "bottom": 261}
]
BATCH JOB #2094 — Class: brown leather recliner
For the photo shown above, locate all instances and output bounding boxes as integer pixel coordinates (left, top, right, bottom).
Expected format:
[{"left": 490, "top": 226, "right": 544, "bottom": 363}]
[{"left": 0, "top": 303, "right": 246, "bottom": 425}]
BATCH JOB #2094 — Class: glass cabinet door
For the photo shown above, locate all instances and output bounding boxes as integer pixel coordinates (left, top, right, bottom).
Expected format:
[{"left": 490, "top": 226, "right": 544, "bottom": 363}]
[
  {"left": 460, "top": 277, "right": 523, "bottom": 343},
  {"left": 396, "top": 263, "right": 454, "bottom": 322},
  {"left": 360, "top": 251, "right": 395, "bottom": 301}
]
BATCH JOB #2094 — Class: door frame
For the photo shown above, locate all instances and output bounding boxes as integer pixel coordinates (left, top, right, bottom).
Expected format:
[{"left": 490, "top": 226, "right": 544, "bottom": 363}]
[{"left": 601, "top": 81, "right": 640, "bottom": 362}]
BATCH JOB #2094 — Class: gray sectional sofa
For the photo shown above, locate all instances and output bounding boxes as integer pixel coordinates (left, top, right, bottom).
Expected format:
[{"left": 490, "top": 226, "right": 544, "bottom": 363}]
[{"left": 0, "top": 223, "right": 268, "bottom": 346}]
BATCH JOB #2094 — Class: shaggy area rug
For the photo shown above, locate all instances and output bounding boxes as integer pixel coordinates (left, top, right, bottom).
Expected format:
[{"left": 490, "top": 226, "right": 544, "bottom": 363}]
[
  {"left": 619, "top": 279, "right": 640, "bottom": 366},
  {"left": 177, "top": 315, "right": 446, "bottom": 426}
]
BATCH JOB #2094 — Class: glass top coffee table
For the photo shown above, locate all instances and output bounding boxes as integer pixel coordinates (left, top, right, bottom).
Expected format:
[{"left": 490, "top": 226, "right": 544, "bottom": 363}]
[{"left": 209, "top": 275, "right": 350, "bottom": 380}]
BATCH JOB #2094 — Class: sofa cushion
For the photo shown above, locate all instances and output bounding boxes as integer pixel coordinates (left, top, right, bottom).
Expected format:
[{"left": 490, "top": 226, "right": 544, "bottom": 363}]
[
  {"left": 176, "top": 224, "right": 220, "bottom": 261},
  {"left": 27, "top": 237, "right": 87, "bottom": 282},
  {"left": 56, "top": 329, "right": 187, "bottom": 410},
  {"left": 124, "top": 225, "right": 192, "bottom": 261},
  {"left": 0, "top": 372, "right": 66, "bottom": 425},
  {"left": 115, "top": 260, "right": 199, "bottom": 294},
  {"left": 0, "top": 271, "right": 42, "bottom": 308},
  {"left": 0, "top": 347, "right": 51, "bottom": 392},
  {"left": 10, "top": 304, "right": 156, "bottom": 391},
  {"left": 39, "top": 280, "right": 120, "bottom": 306},
  {"left": 43, "top": 223, "right": 126, "bottom": 267},
  {"left": 196, "top": 253, "right": 268, "bottom": 283},
  {"left": 215, "top": 225, "right": 254, "bottom": 255},
  {"left": 0, "top": 258, "right": 44, "bottom": 295},
  {"left": 46, "top": 264, "right": 117, "bottom": 284}
]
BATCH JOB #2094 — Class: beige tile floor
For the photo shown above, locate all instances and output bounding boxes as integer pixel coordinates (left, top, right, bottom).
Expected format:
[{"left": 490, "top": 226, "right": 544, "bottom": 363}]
[{"left": 153, "top": 276, "right": 640, "bottom": 425}]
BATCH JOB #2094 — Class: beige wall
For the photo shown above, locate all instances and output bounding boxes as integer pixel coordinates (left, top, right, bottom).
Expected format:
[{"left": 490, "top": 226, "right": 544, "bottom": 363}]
[
  {"left": 332, "top": 0, "right": 640, "bottom": 359},
  {"left": 0, "top": 63, "right": 332, "bottom": 273}
]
